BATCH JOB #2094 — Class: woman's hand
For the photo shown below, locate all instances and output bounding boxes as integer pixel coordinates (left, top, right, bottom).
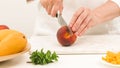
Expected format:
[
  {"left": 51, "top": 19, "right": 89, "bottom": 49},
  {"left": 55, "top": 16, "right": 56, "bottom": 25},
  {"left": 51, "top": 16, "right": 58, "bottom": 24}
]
[
  {"left": 40, "top": 0, "right": 63, "bottom": 17},
  {"left": 69, "top": 7, "right": 94, "bottom": 36},
  {"left": 69, "top": 0, "right": 120, "bottom": 36}
]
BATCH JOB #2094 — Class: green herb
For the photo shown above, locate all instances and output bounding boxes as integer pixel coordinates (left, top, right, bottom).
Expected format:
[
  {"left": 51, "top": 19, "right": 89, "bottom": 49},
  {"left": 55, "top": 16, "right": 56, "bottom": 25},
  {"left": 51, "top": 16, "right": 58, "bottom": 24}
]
[{"left": 28, "top": 49, "right": 59, "bottom": 65}]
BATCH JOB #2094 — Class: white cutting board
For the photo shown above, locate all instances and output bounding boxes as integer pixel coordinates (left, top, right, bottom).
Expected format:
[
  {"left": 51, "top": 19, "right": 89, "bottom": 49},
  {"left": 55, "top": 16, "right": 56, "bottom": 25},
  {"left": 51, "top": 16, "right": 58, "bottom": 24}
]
[{"left": 29, "top": 35, "right": 120, "bottom": 54}]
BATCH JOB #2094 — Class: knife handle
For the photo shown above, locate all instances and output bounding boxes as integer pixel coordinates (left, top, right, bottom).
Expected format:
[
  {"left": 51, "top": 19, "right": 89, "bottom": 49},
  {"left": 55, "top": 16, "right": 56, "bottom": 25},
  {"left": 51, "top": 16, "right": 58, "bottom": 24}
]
[
  {"left": 56, "top": 14, "right": 58, "bottom": 18},
  {"left": 56, "top": 11, "right": 60, "bottom": 18}
]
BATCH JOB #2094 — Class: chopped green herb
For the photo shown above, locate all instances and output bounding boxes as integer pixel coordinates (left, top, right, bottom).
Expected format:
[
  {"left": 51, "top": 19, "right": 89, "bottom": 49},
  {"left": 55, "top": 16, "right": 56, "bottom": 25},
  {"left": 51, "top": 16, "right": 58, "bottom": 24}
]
[{"left": 28, "top": 49, "right": 59, "bottom": 65}]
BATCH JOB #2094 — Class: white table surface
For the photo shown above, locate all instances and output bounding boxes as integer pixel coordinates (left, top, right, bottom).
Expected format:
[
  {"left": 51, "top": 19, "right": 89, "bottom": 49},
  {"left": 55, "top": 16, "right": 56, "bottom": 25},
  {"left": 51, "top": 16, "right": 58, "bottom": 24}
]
[
  {"left": 0, "top": 35, "right": 120, "bottom": 68},
  {"left": 0, "top": 54, "right": 114, "bottom": 68}
]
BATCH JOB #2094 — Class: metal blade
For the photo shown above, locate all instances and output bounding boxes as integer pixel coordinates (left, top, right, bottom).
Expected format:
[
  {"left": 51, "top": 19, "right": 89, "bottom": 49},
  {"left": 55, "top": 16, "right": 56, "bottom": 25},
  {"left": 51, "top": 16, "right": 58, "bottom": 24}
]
[
  {"left": 57, "top": 12, "right": 67, "bottom": 26},
  {"left": 57, "top": 11, "right": 73, "bottom": 35}
]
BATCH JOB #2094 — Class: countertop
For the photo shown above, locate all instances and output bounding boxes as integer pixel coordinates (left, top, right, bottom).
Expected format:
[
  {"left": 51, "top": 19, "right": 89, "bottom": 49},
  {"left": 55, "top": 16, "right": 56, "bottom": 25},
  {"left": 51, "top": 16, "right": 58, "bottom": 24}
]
[
  {"left": 0, "top": 54, "right": 111, "bottom": 68},
  {"left": 0, "top": 35, "right": 120, "bottom": 68}
]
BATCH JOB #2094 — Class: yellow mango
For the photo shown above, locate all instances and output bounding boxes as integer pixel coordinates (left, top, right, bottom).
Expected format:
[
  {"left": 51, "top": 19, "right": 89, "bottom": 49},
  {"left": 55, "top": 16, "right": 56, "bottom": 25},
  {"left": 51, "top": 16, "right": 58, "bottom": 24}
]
[
  {"left": 102, "top": 51, "right": 120, "bottom": 65},
  {"left": 111, "top": 61, "right": 117, "bottom": 64},
  {"left": 107, "top": 51, "right": 116, "bottom": 58},
  {"left": 102, "top": 57, "right": 106, "bottom": 61},
  {"left": 0, "top": 29, "right": 17, "bottom": 40},
  {"left": 117, "top": 59, "right": 120, "bottom": 64},
  {"left": 0, "top": 30, "right": 27, "bottom": 56}
]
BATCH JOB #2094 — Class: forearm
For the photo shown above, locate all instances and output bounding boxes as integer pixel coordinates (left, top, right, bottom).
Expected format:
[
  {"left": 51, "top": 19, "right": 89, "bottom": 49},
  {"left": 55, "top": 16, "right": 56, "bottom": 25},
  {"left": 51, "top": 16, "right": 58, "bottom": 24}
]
[{"left": 92, "top": 0, "right": 120, "bottom": 24}]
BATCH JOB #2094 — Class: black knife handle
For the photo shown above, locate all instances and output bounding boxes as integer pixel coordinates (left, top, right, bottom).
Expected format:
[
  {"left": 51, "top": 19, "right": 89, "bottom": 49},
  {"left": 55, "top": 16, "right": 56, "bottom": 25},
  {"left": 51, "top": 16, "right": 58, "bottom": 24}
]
[{"left": 56, "top": 13, "right": 58, "bottom": 18}]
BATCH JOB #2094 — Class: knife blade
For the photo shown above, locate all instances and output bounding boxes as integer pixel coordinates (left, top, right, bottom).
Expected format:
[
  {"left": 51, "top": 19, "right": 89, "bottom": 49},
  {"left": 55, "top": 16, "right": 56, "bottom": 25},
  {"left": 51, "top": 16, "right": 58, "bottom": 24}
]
[{"left": 56, "top": 11, "right": 73, "bottom": 35}]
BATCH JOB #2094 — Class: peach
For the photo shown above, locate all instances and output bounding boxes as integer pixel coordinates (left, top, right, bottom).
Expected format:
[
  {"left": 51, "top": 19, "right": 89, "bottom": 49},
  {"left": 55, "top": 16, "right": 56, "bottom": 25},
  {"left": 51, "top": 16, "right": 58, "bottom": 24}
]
[
  {"left": 0, "top": 25, "right": 9, "bottom": 30},
  {"left": 57, "top": 26, "right": 77, "bottom": 46}
]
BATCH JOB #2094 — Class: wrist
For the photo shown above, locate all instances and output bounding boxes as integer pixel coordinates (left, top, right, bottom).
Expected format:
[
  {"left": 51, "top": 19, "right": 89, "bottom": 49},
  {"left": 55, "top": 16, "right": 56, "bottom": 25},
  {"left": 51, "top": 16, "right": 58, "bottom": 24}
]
[{"left": 92, "top": 1, "right": 120, "bottom": 24}]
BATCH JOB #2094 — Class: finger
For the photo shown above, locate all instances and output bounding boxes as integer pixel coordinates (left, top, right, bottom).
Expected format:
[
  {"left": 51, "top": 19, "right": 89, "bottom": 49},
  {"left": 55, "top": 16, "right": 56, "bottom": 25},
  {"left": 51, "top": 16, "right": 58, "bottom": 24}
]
[
  {"left": 50, "top": 0, "right": 63, "bottom": 17},
  {"left": 59, "top": 3, "right": 63, "bottom": 14},
  {"left": 75, "top": 11, "right": 91, "bottom": 35},
  {"left": 72, "top": 8, "right": 89, "bottom": 32},
  {"left": 41, "top": 0, "right": 49, "bottom": 8},
  {"left": 51, "top": 0, "right": 63, "bottom": 17},
  {"left": 75, "top": 16, "right": 91, "bottom": 36},
  {"left": 51, "top": 4, "right": 59, "bottom": 17},
  {"left": 76, "top": 24, "right": 89, "bottom": 36},
  {"left": 69, "top": 7, "right": 84, "bottom": 28},
  {"left": 47, "top": 6, "right": 52, "bottom": 15},
  {"left": 47, "top": 0, "right": 53, "bottom": 15}
]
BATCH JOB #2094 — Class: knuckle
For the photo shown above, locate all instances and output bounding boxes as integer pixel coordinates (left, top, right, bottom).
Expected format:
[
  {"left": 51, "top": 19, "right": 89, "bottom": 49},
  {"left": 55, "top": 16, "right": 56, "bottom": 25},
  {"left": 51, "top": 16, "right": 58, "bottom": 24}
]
[
  {"left": 74, "top": 12, "right": 79, "bottom": 17},
  {"left": 81, "top": 24, "right": 85, "bottom": 29},
  {"left": 75, "top": 22, "right": 79, "bottom": 27},
  {"left": 87, "top": 8, "right": 91, "bottom": 12},
  {"left": 45, "top": 0, "right": 48, "bottom": 3},
  {"left": 49, "top": 0, "right": 52, "bottom": 2},
  {"left": 70, "top": 20, "right": 75, "bottom": 26},
  {"left": 79, "top": 7, "right": 84, "bottom": 10},
  {"left": 84, "top": 9, "right": 88, "bottom": 13},
  {"left": 57, "top": 0, "right": 62, "bottom": 2},
  {"left": 84, "top": 20, "right": 88, "bottom": 24},
  {"left": 78, "top": 33, "right": 81, "bottom": 36},
  {"left": 74, "top": 23, "right": 79, "bottom": 29},
  {"left": 79, "top": 15, "right": 84, "bottom": 20},
  {"left": 84, "top": 16, "right": 89, "bottom": 21},
  {"left": 77, "top": 31, "right": 82, "bottom": 36},
  {"left": 80, "top": 13, "right": 87, "bottom": 19}
]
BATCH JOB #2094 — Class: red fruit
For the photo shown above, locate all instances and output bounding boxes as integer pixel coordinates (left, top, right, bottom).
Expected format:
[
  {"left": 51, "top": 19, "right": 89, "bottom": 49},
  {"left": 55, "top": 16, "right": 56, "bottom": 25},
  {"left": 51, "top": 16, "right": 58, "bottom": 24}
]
[
  {"left": 57, "top": 26, "right": 77, "bottom": 46},
  {"left": 0, "top": 25, "right": 9, "bottom": 30}
]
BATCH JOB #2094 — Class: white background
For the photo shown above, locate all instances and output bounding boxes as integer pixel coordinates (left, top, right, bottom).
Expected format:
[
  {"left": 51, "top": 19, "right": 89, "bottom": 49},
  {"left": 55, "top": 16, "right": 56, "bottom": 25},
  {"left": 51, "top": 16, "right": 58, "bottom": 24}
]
[{"left": 0, "top": 0, "right": 38, "bottom": 38}]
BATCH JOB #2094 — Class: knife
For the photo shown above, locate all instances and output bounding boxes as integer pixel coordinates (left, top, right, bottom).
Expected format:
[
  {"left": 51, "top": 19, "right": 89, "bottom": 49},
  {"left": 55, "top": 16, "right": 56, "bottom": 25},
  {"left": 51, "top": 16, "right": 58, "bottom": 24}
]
[{"left": 56, "top": 11, "right": 73, "bottom": 35}]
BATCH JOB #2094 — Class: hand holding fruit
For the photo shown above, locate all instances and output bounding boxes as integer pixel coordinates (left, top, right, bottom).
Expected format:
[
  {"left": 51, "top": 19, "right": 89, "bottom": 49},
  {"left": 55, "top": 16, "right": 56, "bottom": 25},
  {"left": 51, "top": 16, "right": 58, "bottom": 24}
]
[
  {"left": 69, "top": 7, "right": 94, "bottom": 36},
  {"left": 69, "top": 1, "right": 120, "bottom": 36}
]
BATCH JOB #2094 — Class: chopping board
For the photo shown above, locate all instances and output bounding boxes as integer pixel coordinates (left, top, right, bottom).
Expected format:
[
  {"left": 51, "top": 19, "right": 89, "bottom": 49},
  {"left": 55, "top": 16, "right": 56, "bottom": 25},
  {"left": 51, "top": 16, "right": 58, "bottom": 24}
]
[{"left": 29, "top": 35, "right": 120, "bottom": 54}]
